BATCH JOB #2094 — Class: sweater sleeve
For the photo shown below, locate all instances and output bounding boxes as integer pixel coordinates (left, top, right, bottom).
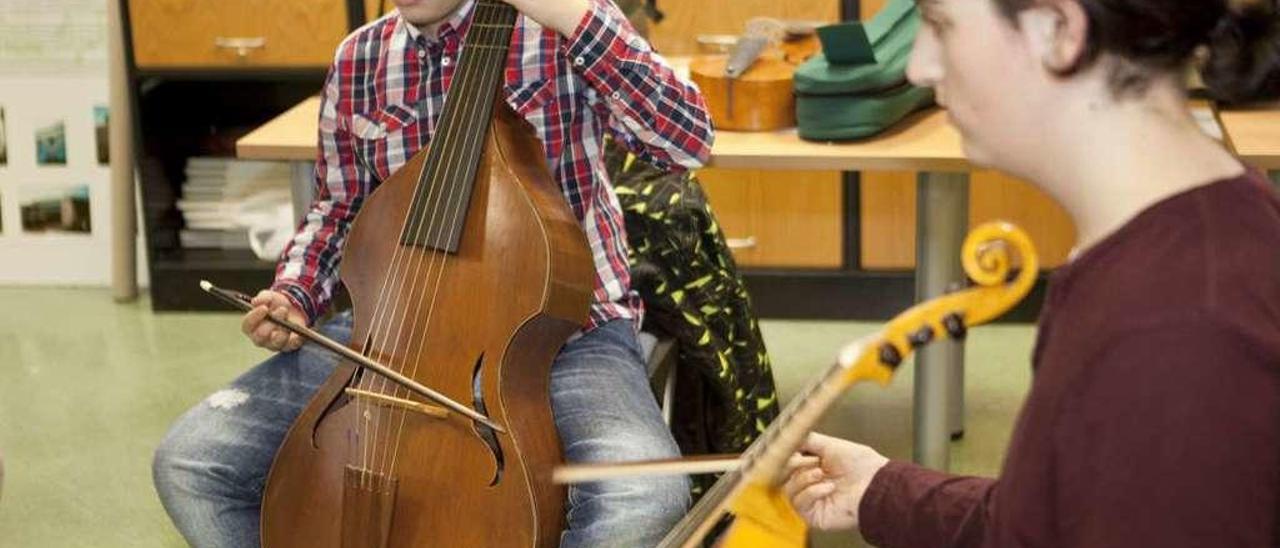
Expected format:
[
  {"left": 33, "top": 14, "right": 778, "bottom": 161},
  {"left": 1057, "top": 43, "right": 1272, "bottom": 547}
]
[{"left": 859, "top": 461, "right": 998, "bottom": 548}]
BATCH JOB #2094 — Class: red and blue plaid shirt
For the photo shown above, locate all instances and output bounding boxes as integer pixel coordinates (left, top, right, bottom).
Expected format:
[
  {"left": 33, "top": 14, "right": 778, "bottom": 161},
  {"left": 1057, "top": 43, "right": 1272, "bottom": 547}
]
[{"left": 273, "top": 0, "right": 713, "bottom": 331}]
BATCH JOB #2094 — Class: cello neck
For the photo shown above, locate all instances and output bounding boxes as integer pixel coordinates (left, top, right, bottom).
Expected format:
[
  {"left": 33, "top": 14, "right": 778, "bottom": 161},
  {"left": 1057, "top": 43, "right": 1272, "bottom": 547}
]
[
  {"left": 402, "top": 0, "right": 517, "bottom": 252},
  {"left": 656, "top": 337, "right": 881, "bottom": 547}
]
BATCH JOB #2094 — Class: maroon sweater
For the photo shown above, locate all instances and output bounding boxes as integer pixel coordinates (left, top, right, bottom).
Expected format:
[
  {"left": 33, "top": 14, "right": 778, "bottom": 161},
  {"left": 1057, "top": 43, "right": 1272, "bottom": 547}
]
[{"left": 860, "top": 171, "right": 1280, "bottom": 547}]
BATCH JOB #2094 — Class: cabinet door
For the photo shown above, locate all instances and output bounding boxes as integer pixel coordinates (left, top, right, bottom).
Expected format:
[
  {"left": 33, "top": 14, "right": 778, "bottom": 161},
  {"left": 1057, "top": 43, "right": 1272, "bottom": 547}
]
[
  {"left": 860, "top": 170, "right": 1077, "bottom": 270},
  {"left": 700, "top": 169, "right": 844, "bottom": 269},
  {"left": 969, "top": 171, "right": 1077, "bottom": 264},
  {"left": 857, "top": 0, "right": 920, "bottom": 270},
  {"left": 129, "top": 0, "right": 354, "bottom": 69}
]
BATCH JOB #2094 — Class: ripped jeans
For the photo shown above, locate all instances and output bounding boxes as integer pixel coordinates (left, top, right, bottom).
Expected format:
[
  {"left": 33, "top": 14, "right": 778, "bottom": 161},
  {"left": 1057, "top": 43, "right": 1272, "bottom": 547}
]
[{"left": 152, "top": 312, "right": 688, "bottom": 547}]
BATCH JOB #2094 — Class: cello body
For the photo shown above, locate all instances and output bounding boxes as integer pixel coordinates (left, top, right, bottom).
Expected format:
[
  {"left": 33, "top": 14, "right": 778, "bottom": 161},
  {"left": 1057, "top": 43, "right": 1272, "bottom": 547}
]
[{"left": 258, "top": 5, "right": 594, "bottom": 542}]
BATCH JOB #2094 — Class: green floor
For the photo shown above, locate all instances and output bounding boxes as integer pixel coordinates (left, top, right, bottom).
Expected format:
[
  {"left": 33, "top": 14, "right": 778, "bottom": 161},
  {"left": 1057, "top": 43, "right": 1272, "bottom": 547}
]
[{"left": 0, "top": 287, "right": 1036, "bottom": 547}]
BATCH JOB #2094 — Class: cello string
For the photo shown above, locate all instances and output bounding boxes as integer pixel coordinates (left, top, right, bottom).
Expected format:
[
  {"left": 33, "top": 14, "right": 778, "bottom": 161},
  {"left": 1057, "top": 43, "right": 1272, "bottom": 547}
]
[
  {"left": 356, "top": 3, "right": 513, "bottom": 477},
  {"left": 374, "top": 0, "right": 513, "bottom": 479},
  {"left": 342, "top": 106, "right": 437, "bottom": 487},
  {"left": 355, "top": 11, "right": 492, "bottom": 482},
  {"left": 364, "top": 0, "right": 510, "bottom": 479},
  {"left": 359, "top": 0, "right": 500, "bottom": 478},
  {"left": 380, "top": 1, "right": 516, "bottom": 478},
  {"left": 345, "top": 6, "right": 485, "bottom": 485},
  {"left": 347, "top": 68, "right": 461, "bottom": 489}
]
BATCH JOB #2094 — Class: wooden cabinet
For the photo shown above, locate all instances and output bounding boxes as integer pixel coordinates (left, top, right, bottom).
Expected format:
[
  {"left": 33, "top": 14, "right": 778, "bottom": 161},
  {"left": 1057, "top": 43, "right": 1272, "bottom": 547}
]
[
  {"left": 969, "top": 172, "right": 1077, "bottom": 265},
  {"left": 859, "top": 170, "right": 916, "bottom": 268},
  {"left": 700, "top": 169, "right": 844, "bottom": 269},
  {"left": 859, "top": 171, "right": 1078, "bottom": 269},
  {"left": 125, "top": 0, "right": 375, "bottom": 310},
  {"left": 128, "top": 0, "right": 381, "bottom": 69}
]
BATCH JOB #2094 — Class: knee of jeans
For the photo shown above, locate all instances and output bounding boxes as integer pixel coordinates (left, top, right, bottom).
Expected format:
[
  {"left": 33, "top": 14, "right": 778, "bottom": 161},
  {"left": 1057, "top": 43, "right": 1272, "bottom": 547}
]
[
  {"left": 152, "top": 440, "right": 182, "bottom": 500},
  {"left": 152, "top": 425, "right": 201, "bottom": 497},
  {"left": 646, "top": 475, "right": 692, "bottom": 523},
  {"left": 570, "top": 473, "right": 691, "bottom": 525},
  {"left": 152, "top": 412, "right": 250, "bottom": 502}
]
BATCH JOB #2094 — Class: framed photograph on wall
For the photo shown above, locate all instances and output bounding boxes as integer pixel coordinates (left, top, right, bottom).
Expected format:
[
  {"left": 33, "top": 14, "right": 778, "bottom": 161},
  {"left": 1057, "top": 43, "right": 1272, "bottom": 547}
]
[
  {"left": 18, "top": 184, "right": 91, "bottom": 234},
  {"left": 0, "top": 106, "right": 8, "bottom": 166},
  {"left": 93, "top": 105, "right": 108, "bottom": 165},
  {"left": 34, "top": 119, "right": 67, "bottom": 166}
]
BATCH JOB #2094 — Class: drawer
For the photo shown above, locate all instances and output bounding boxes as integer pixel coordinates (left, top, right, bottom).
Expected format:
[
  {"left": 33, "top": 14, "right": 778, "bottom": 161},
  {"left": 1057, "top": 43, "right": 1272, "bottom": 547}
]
[
  {"left": 129, "top": 0, "right": 356, "bottom": 69},
  {"left": 698, "top": 169, "right": 844, "bottom": 269}
]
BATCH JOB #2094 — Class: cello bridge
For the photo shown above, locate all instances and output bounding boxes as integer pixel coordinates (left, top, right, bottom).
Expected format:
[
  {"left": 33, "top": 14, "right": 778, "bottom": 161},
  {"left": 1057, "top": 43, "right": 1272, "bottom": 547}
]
[{"left": 345, "top": 388, "right": 450, "bottom": 419}]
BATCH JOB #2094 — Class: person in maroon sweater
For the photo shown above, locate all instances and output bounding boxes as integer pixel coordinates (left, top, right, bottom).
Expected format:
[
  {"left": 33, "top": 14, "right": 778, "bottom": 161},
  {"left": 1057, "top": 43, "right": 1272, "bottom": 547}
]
[{"left": 784, "top": 0, "right": 1280, "bottom": 546}]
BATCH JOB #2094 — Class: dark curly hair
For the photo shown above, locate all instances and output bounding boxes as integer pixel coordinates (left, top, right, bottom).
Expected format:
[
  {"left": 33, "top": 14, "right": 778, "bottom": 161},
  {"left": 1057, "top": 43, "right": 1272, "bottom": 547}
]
[{"left": 992, "top": 0, "right": 1280, "bottom": 103}]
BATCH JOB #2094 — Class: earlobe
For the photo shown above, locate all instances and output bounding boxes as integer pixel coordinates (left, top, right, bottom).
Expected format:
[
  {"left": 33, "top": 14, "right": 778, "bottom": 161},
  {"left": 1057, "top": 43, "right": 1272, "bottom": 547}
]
[{"left": 1019, "top": 4, "right": 1088, "bottom": 74}]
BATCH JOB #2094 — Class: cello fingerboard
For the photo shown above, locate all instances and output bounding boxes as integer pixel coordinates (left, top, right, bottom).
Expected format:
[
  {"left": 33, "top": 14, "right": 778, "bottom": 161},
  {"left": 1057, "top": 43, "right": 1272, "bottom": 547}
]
[{"left": 402, "top": 0, "right": 518, "bottom": 254}]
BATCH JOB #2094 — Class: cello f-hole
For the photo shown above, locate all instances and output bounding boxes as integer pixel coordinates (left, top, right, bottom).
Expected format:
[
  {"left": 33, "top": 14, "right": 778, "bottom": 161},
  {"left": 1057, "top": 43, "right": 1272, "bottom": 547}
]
[{"left": 471, "top": 353, "right": 504, "bottom": 487}]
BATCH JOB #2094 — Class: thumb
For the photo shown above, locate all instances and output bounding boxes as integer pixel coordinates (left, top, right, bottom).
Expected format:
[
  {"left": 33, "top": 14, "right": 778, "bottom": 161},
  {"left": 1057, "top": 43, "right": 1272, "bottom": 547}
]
[
  {"left": 800, "top": 432, "right": 835, "bottom": 456},
  {"left": 250, "top": 290, "right": 278, "bottom": 308}
]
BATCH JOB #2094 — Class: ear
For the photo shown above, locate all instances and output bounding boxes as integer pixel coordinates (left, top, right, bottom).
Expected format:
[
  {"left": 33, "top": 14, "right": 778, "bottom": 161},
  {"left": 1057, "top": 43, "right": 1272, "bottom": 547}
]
[{"left": 1017, "top": 1, "right": 1090, "bottom": 74}]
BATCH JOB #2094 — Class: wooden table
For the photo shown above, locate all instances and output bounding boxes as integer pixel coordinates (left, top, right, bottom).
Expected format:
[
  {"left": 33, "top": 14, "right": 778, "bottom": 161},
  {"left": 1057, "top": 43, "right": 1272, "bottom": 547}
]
[
  {"left": 238, "top": 95, "right": 972, "bottom": 169},
  {"left": 1218, "top": 104, "right": 1280, "bottom": 184},
  {"left": 236, "top": 94, "right": 1258, "bottom": 473}
]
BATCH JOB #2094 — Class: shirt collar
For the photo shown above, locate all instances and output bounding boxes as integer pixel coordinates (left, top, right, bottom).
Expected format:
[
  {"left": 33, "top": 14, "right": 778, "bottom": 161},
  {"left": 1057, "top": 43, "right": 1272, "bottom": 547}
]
[{"left": 397, "top": 1, "right": 477, "bottom": 46}]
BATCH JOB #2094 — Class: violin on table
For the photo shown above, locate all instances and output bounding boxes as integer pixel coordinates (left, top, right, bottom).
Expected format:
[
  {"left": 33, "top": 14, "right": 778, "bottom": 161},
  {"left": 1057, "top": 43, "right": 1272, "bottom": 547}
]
[{"left": 689, "top": 18, "right": 823, "bottom": 132}]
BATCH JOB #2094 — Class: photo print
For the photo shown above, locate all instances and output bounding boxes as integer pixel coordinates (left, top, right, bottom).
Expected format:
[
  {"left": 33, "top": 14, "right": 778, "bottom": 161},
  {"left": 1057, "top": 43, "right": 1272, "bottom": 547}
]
[
  {"left": 19, "top": 184, "right": 90, "bottom": 234},
  {"left": 35, "top": 119, "right": 67, "bottom": 166},
  {"left": 94, "top": 105, "right": 109, "bottom": 165},
  {"left": 0, "top": 107, "right": 7, "bottom": 166}
]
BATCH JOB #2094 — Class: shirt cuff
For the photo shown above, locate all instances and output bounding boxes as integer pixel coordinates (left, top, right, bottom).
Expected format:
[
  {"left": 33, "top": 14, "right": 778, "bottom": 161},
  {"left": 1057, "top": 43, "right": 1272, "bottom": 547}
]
[
  {"left": 858, "top": 460, "right": 914, "bottom": 547},
  {"left": 270, "top": 280, "right": 319, "bottom": 325}
]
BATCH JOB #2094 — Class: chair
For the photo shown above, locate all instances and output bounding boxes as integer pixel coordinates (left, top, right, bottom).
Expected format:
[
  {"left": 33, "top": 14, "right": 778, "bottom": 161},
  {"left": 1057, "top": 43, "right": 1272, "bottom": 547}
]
[{"left": 637, "top": 330, "right": 678, "bottom": 425}]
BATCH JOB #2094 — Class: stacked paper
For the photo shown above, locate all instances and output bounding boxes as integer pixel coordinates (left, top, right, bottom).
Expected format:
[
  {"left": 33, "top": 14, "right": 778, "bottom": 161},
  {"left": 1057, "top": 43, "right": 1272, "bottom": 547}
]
[{"left": 177, "top": 157, "right": 292, "bottom": 250}]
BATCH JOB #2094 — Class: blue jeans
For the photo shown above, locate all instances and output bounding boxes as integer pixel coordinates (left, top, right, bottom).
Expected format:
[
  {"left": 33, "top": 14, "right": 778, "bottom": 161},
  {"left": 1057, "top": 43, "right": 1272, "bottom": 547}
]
[{"left": 153, "top": 314, "right": 688, "bottom": 547}]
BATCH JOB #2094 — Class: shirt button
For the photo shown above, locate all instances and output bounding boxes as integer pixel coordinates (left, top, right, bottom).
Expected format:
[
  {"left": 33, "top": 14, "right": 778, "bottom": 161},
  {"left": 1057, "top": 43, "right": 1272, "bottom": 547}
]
[
  {"left": 574, "top": 56, "right": 586, "bottom": 66},
  {"left": 441, "top": 56, "right": 451, "bottom": 66},
  {"left": 417, "top": 49, "right": 426, "bottom": 58},
  {"left": 611, "top": 91, "right": 622, "bottom": 100}
]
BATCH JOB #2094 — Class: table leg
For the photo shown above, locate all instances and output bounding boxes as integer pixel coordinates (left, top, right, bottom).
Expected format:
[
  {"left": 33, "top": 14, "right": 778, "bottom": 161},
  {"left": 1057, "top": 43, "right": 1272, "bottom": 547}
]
[
  {"left": 914, "top": 172, "right": 969, "bottom": 470},
  {"left": 291, "top": 161, "right": 316, "bottom": 225}
]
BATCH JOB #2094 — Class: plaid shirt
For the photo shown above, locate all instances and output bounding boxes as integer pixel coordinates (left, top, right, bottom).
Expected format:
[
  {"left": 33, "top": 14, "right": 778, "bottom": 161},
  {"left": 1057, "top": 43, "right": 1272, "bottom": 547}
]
[{"left": 273, "top": 0, "right": 713, "bottom": 331}]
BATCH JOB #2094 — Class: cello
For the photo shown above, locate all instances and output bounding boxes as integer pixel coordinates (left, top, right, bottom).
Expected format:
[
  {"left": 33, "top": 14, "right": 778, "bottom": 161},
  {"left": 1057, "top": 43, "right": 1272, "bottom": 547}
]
[{"left": 258, "top": 1, "right": 594, "bottom": 546}]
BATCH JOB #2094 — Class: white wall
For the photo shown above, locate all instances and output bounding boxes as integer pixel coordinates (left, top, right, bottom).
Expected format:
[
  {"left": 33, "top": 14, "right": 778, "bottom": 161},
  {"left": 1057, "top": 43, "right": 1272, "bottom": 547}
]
[{"left": 0, "top": 0, "right": 147, "bottom": 286}]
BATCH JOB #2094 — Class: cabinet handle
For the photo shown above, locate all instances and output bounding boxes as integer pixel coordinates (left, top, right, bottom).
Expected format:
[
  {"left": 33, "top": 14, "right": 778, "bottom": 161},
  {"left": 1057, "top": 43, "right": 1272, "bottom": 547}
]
[
  {"left": 214, "top": 37, "right": 267, "bottom": 58},
  {"left": 726, "top": 236, "right": 758, "bottom": 250}
]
